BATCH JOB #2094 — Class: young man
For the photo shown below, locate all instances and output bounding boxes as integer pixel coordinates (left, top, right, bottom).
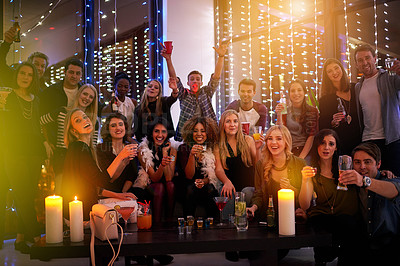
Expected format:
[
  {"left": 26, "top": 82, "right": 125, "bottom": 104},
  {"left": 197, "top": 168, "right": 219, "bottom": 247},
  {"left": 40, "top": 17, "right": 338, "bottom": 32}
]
[
  {"left": 225, "top": 78, "right": 268, "bottom": 133},
  {"left": 354, "top": 44, "right": 400, "bottom": 176},
  {"left": 340, "top": 142, "right": 400, "bottom": 265},
  {"left": 161, "top": 42, "right": 228, "bottom": 141},
  {"left": 0, "top": 26, "right": 49, "bottom": 91}
]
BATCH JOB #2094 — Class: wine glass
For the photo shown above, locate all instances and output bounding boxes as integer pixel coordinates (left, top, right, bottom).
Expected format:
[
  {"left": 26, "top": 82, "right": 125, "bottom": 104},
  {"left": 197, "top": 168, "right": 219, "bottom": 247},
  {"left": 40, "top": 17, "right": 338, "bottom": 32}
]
[
  {"left": 338, "top": 155, "right": 352, "bottom": 191},
  {"left": 115, "top": 206, "right": 135, "bottom": 235},
  {"left": 214, "top": 197, "right": 228, "bottom": 226}
]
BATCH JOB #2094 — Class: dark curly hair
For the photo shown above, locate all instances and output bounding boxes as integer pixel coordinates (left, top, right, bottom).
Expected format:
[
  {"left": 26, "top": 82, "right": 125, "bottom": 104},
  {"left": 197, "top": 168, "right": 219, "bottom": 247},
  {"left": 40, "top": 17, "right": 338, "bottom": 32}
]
[
  {"left": 182, "top": 116, "right": 219, "bottom": 149},
  {"left": 101, "top": 112, "right": 130, "bottom": 143}
]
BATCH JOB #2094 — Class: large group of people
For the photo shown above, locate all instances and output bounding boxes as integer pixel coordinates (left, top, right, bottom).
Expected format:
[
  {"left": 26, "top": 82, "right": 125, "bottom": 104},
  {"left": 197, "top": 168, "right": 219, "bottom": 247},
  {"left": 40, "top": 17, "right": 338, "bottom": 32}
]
[{"left": 0, "top": 22, "right": 400, "bottom": 266}]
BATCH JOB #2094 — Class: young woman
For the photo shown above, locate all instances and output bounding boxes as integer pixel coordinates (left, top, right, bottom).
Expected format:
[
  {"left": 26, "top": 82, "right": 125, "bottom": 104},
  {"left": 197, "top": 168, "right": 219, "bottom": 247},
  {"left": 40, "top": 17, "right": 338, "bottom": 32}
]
[
  {"left": 299, "top": 129, "right": 363, "bottom": 265},
  {"left": 137, "top": 117, "right": 177, "bottom": 223},
  {"left": 134, "top": 78, "right": 178, "bottom": 142},
  {"left": 247, "top": 125, "right": 306, "bottom": 220},
  {"left": 102, "top": 72, "right": 137, "bottom": 132},
  {"left": 40, "top": 84, "right": 98, "bottom": 193},
  {"left": 62, "top": 108, "right": 136, "bottom": 220},
  {"left": 2, "top": 62, "right": 45, "bottom": 253},
  {"left": 177, "top": 116, "right": 219, "bottom": 217},
  {"left": 97, "top": 113, "right": 149, "bottom": 200},
  {"left": 275, "top": 79, "right": 319, "bottom": 159},
  {"left": 319, "top": 58, "right": 361, "bottom": 155},
  {"left": 215, "top": 110, "right": 256, "bottom": 198}
]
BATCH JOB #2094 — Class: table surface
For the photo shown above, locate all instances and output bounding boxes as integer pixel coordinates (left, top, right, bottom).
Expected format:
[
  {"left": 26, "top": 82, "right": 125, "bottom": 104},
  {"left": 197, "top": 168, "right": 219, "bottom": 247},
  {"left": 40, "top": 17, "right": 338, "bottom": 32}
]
[{"left": 31, "top": 222, "right": 331, "bottom": 262}]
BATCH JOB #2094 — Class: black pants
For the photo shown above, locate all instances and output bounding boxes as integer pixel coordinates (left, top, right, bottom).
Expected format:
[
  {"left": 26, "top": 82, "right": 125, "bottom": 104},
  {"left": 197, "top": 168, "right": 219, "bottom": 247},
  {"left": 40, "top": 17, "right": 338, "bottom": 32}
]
[
  {"left": 365, "top": 139, "right": 400, "bottom": 176},
  {"left": 4, "top": 154, "right": 42, "bottom": 239},
  {"left": 184, "top": 183, "right": 218, "bottom": 218},
  {"left": 310, "top": 214, "right": 366, "bottom": 265}
]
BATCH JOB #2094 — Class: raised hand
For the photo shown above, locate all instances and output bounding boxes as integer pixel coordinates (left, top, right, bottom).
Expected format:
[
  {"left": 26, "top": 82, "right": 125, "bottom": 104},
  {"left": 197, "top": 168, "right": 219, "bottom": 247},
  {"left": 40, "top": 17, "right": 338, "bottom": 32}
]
[
  {"left": 213, "top": 41, "right": 228, "bottom": 57},
  {"left": 4, "top": 27, "right": 16, "bottom": 43}
]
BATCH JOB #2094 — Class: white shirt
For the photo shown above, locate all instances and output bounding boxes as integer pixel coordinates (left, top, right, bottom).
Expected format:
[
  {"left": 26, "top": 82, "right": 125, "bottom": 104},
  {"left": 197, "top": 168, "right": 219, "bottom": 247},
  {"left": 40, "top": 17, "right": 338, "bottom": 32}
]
[
  {"left": 116, "top": 96, "right": 136, "bottom": 130},
  {"left": 64, "top": 87, "right": 78, "bottom": 107},
  {"left": 238, "top": 107, "right": 260, "bottom": 134},
  {"left": 359, "top": 72, "right": 385, "bottom": 141}
]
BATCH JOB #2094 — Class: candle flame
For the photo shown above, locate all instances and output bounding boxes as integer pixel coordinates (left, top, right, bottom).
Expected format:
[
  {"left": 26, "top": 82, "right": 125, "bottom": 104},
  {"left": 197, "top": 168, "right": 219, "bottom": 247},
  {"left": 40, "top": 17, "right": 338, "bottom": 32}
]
[{"left": 74, "top": 196, "right": 77, "bottom": 201}]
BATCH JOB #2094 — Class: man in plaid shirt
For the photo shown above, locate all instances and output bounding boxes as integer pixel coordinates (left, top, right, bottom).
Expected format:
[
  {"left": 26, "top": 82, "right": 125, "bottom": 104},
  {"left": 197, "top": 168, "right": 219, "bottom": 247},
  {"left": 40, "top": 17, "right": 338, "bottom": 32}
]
[{"left": 162, "top": 42, "right": 228, "bottom": 141}]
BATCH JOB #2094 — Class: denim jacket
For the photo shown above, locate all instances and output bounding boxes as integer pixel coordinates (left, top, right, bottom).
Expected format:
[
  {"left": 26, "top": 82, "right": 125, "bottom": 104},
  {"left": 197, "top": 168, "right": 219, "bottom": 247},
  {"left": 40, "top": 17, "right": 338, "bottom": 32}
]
[{"left": 354, "top": 69, "right": 400, "bottom": 145}]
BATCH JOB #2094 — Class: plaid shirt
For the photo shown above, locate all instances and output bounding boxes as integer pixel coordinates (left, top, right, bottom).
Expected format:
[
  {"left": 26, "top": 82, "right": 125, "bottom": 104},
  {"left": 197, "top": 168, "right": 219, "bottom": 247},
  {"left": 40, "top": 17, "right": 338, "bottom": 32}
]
[{"left": 175, "top": 75, "right": 219, "bottom": 141}]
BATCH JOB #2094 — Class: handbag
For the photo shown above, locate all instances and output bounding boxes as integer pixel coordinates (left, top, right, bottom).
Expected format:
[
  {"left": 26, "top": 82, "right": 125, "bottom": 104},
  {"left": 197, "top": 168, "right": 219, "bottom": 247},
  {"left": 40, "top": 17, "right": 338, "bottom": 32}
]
[{"left": 90, "top": 204, "right": 118, "bottom": 241}]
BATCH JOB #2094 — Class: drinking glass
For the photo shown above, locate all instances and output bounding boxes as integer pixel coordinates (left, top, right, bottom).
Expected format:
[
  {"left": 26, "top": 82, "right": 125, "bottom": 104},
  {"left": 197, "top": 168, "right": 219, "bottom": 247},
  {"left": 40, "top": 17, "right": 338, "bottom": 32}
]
[
  {"left": 252, "top": 126, "right": 263, "bottom": 140},
  {"left": 234, "top": 192, "right": 248, "bottom": 231},
  {"left": 115, "top": 206, "right": 135, "bottom": 235},
  {"left": 385, "top": 58, "right": 397, "bottom": 76},
  {"left": 0, "top": 87, "right": 12, "bottom": 110},
  {"left": 337, "top": 155, "right": 352, "bottom": 191},
  {"left": 214, "top": 197, "right": 228, "bottom": 226}
]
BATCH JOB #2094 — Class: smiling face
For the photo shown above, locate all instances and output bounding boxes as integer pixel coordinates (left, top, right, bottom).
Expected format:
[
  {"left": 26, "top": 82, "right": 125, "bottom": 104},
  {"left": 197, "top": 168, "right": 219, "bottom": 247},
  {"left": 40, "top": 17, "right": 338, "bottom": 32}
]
[
  {"left": 224, "top": 113, "right": 239, "bottom": 136},
  {"left": 115, "top": 78, "right": 130, "bottom": 97},
  {"left": 193, "top": 123, "right": 207, "bottom": 144},
  {"left": 109, "top": 117, "right": 126, "bottom": 140},
  {"left": 289, "top": 82, "right": 305, "bottom": 107},
  {"left": 238, "top": 84, "right": 256, "bottom": 105},
  {"left": 317, "top": 135, "right": 337, "bottom": 161},
  {"left": 78, "top": 87, "right": 95, "bottom": 109},
  {"left": 152, "top": 124, "right": 168, "bottom": 147},
  {"left": 71, "top": 110, "right": 93, "bottom": 135},
  {"left": 187, "top": 74, "right": 203, "bottom": 92},
  {"left": 353, "top": 150, "right": 380, "bottom": 178},
  {"left": 64, "top": 64, "right": 82, "bottom": 88},
  {"left": 146, "top": 80, "right": 161, "bottom": 99},
  {"left": 355, "top": 50, "right": 378, "bottom": 79},
  {"left": 266, "top": 129, "right": 286, "bottom": 157},
  {"left": 325, "top": 63, "right": 343, "bottom": 85},
  {"left": 17, "top": 65, "right": 34, "bottom": 90}
]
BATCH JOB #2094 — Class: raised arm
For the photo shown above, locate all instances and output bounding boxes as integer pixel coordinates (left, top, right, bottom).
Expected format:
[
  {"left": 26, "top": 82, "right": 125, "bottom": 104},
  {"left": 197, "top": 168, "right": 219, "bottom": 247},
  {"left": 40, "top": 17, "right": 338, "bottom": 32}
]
[
  {"left": 161, "top": 45, "right": 177, "bottom": 80},
  {"left": 105, "top": 144, "right": 137, "bottom": 182},
  {"left": 212, "top": 42, "right": 228, "bottom": 80}
]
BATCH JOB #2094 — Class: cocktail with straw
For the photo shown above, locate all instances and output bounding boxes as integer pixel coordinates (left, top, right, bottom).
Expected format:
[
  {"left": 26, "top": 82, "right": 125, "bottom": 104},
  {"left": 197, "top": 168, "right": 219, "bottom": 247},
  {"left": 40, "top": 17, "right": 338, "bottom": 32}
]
[
  {"left": 214, "top": 196, "right": 228, "bottom": 226},
  {"left": 137, "top": 200, "right": 152, "bottom": 230}
]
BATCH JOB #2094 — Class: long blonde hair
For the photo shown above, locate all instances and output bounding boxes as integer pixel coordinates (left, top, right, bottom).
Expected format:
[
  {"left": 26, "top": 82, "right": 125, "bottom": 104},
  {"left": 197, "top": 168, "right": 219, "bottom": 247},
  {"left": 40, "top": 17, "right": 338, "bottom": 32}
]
[
  {"left": 71, "top": 83, "right": 98, "bottom": 124},
  {"left": 218, "top": 109, "right": 253, "bottom": 169},
  {"left": 64, "top": 108, "right": 98, "bottom": 166},
  {"left": 138, "top": 80, "right": 163, "bottom": 118},
  {"left": 261, "top": 125, "right": 293, "bottom": 181}
]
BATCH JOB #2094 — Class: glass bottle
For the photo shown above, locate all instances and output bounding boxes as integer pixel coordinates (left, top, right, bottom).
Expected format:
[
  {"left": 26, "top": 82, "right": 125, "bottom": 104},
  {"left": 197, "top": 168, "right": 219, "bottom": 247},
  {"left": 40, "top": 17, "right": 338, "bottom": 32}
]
[
  {"left": 337, "top": 98, "right": 346, "bottom": 116},
  {"left": 14, "top": 17, "right": 21, "bottom": 43},
  {"left": 111, "top": 92, "right": 118, "bottom": 112},
  {"left": 266, "top": 195, "right": 275, "bottom": 228}
]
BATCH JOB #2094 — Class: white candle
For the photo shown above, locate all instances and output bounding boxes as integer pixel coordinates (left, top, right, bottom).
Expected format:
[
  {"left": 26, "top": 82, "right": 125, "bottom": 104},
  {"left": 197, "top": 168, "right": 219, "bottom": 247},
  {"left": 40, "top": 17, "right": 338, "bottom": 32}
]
[
  {"left": 69, "top": 196, "right": 84, "bottom": 242},
  {"left": 45, "top": 195, "right": 63, "bottom": 243},
  {"left": 278, "top": 189, "right": 295, "bottom": 236}
]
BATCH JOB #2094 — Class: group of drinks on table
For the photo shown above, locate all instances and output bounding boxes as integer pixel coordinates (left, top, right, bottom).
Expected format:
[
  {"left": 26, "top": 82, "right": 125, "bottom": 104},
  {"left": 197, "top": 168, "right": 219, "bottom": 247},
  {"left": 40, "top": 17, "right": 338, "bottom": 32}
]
[{"left": 1, "top": 33, "right": 400, "bottom": 265}]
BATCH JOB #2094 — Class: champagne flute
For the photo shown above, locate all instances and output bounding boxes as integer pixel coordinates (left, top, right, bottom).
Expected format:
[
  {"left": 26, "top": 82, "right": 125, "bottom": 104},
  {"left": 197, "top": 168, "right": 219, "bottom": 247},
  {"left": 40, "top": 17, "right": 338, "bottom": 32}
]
[
  {"left": 214, "top": 196, "right": 228, "bottom": 226},
  {"left": 337, "top": 155, "right": 352, "bottom": 191}
]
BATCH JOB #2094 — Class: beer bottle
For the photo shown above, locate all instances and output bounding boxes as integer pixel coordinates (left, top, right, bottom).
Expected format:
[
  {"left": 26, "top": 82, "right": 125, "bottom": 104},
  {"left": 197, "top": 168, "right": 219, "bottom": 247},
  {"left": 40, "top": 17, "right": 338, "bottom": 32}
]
[
  {"left": 337, "top": 98, "right": 346, "bottom": 116},
  {"left": 266, "top": 195, "right": 275, "bottom": 228},
  {"left": 111, "top": 92, "right": 118, "bottom": 112},
  {"left": 14, "top": 17, "right": 21, "bottom": 43}
]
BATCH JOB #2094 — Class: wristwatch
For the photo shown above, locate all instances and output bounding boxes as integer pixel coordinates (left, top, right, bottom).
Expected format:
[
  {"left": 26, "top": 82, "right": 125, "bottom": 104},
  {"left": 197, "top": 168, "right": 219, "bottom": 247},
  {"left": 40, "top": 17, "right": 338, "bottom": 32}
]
[{"left": 362, "top": 176, "right": 371, "bottom": 188}]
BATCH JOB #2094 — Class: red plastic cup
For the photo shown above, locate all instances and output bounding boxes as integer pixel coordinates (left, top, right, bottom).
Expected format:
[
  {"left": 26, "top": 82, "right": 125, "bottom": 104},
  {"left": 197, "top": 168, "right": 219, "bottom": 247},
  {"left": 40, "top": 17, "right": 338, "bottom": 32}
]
[
  {"left": 164, "top": 41, "right": 173, "bottom": 54},
  {"left": 241, "top": 122, "right": 250, "bottom": 135}
]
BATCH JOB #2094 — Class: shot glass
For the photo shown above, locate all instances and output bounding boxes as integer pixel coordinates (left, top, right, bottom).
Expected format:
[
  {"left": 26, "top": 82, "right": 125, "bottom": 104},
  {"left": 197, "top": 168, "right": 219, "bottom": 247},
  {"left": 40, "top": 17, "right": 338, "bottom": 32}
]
[
  {"left": 205, "top": 218, "right": 211, "bottom": 228},
  {"left": 197, "top": 217, "right": 204, "bottom": 229},
  {"left": 186, "top": 216, "right": 194, "bottom": 226},
  {"left": 208, "top": 217, "right": 213, "bottom": 225}
]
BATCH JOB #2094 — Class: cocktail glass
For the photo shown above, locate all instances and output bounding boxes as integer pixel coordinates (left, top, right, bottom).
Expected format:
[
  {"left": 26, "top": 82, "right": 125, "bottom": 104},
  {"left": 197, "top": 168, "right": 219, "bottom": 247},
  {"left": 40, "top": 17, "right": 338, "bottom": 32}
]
[
  {"left": 338, "top": 155, "right": 352, "bottom": 191},
  {"left": 116, "top": 206, "right": 135, "bottom": 235},
  {"left": 214, "top": 197, "right": 228, "bottom": 226}
]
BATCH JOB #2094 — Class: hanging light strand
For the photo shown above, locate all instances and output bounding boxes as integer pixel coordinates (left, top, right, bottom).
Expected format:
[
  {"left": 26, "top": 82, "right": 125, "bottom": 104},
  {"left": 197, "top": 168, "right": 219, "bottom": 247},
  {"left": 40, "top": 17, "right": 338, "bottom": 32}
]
[
  {"left": 343, "top": 0, "right": 351, "bottom": 81},
  {"left": 114, "top": 0, "right": 117, "bottom": 75},
  {"left": 373, "top": 0, "right": 378, "bottom": 57},
  {"left": 289, "top": 0, "right": 294, "bottom": 78},
  {"left": 267, "top": 0, "right": 273, "bottom": 126},
  {"left": 314, "top": 0, "right": 318, "bottom": 94},
  {"left": 228, "top": 0, "right": 234, "bottom": 98},
  {"left": 248, "top": 0, "right": 252, "bottom": 77}
]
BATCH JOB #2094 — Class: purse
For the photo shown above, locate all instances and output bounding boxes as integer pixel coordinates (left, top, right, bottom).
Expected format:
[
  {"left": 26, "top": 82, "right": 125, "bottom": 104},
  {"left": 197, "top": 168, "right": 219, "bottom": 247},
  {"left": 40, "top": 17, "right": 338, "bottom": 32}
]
[{"left": 90, "top": 204, "right": 118, "bottom": 241}]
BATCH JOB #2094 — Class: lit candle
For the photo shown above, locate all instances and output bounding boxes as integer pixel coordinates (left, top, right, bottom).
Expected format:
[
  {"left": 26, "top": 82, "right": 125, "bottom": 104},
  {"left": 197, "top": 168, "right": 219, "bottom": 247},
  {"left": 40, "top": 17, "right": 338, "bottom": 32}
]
[
  {"left": 278, "top": 189, "right": 295, "bottom": 236},
  {"left": 45, "top": 195, "right": 63, "bottom": 243},
  {"left": 69, "top": 196, "right": 84, "bottom": 242}
]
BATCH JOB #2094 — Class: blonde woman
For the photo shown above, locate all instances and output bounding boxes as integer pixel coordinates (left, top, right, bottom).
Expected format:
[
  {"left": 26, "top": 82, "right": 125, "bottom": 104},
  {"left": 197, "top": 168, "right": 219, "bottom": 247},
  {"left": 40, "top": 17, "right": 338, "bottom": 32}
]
[
  {"left": 134, "top": 78, "right": 178, "bottom": 141},
  {"left": 247, "top": 125, "right": 306, "bottom": 220},
  {"left": 40, "top": 83, "right": 99, "bottom": 193},
  {"left": 62, "top": 108, "right": 136, "bottom": 220}
]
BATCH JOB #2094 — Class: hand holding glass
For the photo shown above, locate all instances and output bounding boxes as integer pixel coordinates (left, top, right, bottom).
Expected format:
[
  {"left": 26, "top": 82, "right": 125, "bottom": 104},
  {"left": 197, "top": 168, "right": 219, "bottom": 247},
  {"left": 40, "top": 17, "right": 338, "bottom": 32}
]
[{"left": 338, "top": 155, "right": 352, "bottom": 191}]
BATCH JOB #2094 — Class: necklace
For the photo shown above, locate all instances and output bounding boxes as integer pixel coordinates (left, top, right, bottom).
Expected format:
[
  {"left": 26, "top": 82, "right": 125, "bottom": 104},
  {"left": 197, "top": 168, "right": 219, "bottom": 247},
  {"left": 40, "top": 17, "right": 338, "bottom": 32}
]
[
  {"left": 16, "top": 94, "right": 33, "bottom": 120},
  {"left": 319, "top": 177, "right": 337, "bottom": 214},
  {"left": 272, "top": 160, "right": 288, "bottom": 171}
]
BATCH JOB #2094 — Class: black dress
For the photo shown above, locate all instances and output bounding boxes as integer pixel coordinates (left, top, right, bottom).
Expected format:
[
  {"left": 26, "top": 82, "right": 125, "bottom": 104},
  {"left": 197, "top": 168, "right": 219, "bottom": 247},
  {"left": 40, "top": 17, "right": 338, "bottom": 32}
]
[{"left": 319, "top": 85, "right": 361, "bottom": 155}]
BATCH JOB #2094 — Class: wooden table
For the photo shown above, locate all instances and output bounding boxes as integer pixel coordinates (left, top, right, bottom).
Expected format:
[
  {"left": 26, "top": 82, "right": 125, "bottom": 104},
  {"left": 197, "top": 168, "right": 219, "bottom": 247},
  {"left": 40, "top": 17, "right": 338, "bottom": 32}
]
[{"left": 30, "top": 222, "right": 331, "bottom": 265}]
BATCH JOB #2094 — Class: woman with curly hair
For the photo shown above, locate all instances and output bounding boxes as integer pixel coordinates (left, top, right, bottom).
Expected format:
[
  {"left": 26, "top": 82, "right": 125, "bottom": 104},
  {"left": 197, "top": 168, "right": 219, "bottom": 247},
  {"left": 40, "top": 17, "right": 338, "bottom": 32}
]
[
  {"left": 177, "top": 116, "right": 220, "bottom": 217},
  {"left": 134, "top": 78, "right": 178, "bottom": 141}
]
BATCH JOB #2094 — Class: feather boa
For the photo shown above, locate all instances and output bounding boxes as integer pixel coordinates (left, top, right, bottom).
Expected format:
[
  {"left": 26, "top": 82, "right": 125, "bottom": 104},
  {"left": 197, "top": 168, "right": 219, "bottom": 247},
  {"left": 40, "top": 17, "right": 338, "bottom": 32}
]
[
  {"left": 199, "top": 147, "right": 221, "bottom": 189},
  {"left": 133, "top": 137, "right": 153, "bottom": 188}
]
